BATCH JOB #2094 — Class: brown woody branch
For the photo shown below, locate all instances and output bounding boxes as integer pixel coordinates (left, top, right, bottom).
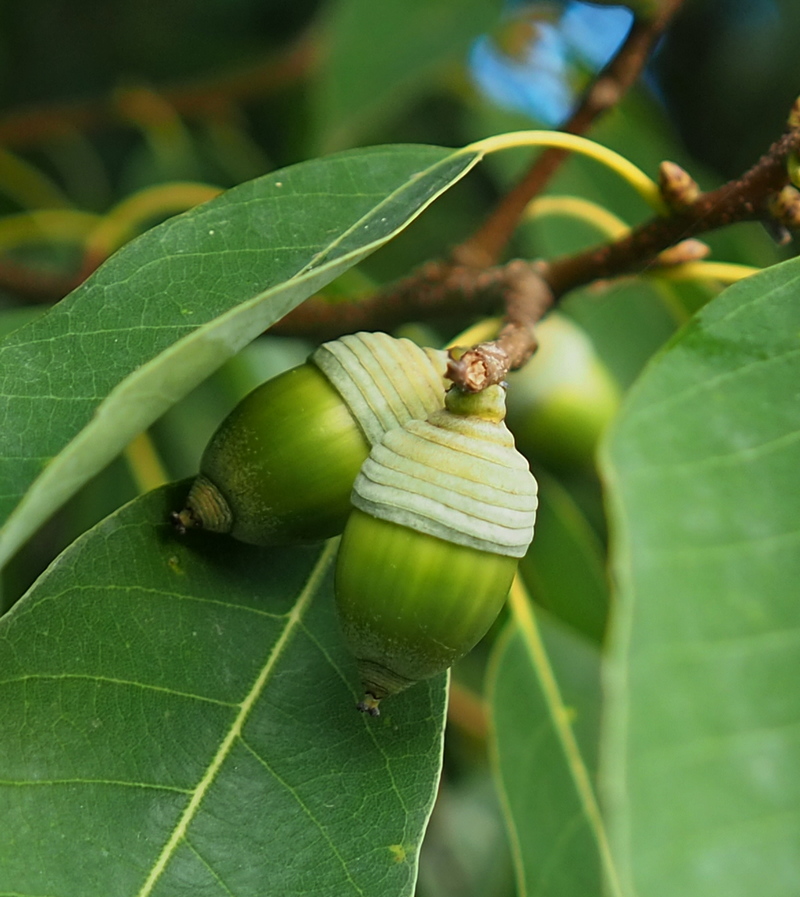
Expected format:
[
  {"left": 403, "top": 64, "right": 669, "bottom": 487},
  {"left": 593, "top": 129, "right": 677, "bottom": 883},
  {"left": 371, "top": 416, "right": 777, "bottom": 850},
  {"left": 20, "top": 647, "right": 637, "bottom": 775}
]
[
  {"left": 2, "top": 114, "right": 798, "bottom": 394},
  {"left": 270, "top": 261, "right": 512, "bottom": 342},
  {"left": 445, "top": 261, "right": 553, "bottom": 392},
  {"left": 275, "top": 121, "right": 800, "bottom": 391},
  {"left": 545, "top": 128, "right": 800, "bottom": 296},
  {"left": 453, "top": 0, "right": 687, "bottom": 269}
]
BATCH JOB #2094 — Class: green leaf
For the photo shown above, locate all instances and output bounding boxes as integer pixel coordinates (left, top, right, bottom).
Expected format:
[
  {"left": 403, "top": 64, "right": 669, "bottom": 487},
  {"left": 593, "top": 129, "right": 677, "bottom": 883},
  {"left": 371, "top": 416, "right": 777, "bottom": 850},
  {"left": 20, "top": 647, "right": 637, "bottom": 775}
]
[
  {"left": 519, "top": 472, "right": 609, "bottom": 644},
  {"left": 488, "top": 589, "right": 618, "bottom": 897},
  {"left": 566, "top": 279, "right": 683, "bottom": 391},
  {"left": 0, "top": 483, "right": 447, "bottom": 895},
  {"left": 0, "top": 144, "right": 480, "bottom": 567},
  {"left": 314, "top": 0, "right": 502, "bottom": 152},
  {"left": 601, "top": 257, "right": 800, "bottom": 897}
]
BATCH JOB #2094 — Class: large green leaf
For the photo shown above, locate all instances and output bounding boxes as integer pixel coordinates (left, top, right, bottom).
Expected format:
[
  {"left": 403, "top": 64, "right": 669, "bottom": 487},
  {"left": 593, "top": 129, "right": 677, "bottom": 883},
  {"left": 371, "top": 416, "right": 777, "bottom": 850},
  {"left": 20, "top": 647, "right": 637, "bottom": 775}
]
[
  {"left": 0, "top": 483, "right": 447, "bottom": 895},
  {"left": 314, "top": 0, "right": 502, "bottom": 152},
  {"left": 0, "top": 144, "right": 480, "bottom": 567},
  {"left": 601, "top": 257, "right": 800, "bottom": 897},
  {"left": 519, "top": 472, "right": 609, "bottom": 644},
  {"left": 488, "top": 591, "right": 617, "bottom": 897}
]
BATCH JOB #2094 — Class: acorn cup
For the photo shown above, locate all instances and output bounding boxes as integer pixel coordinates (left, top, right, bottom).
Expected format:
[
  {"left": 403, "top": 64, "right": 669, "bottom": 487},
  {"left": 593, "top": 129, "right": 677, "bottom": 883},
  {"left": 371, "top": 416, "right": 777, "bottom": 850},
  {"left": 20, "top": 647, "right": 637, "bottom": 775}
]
[
  {"left": 334, "top": 384, "right": 538, "bottom": 715},
  {"left": 172, "top": 332, "right": 447, "bottom": 545}
]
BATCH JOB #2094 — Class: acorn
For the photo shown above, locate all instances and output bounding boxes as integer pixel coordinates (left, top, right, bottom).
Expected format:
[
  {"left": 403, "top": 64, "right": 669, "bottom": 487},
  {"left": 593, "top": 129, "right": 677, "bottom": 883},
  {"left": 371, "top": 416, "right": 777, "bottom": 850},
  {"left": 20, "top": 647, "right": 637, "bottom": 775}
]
[
  {"left": 505, "top": 313, "right": 619, "bottom": 472},
  {"left": 173, "top": 332, "right": 447, "bottom": 545},
  {"left": 334, "top": 384, "right": 538, "bottom": 715}
]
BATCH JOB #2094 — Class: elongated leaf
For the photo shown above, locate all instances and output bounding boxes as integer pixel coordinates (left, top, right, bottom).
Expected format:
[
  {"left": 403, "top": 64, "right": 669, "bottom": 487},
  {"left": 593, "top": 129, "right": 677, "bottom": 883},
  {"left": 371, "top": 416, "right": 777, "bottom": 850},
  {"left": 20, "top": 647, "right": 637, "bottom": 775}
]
[
  {"left": 601, "top": 257, "right": 800, "bottom": 897},
  {"left": 0, "top": 483, "right": 447, "bottom": 896},
  {"left": 314, "top": 0, "right": 502, "bottom": 152},
  {"left": 488, "top": 588, "right": 614, "bottom": 897},
  {"left": 519, "top": 472, "right": 609, "bottom": 643},
  {"left": 0, "top": 144, "right": 480, "bottom": 566}
]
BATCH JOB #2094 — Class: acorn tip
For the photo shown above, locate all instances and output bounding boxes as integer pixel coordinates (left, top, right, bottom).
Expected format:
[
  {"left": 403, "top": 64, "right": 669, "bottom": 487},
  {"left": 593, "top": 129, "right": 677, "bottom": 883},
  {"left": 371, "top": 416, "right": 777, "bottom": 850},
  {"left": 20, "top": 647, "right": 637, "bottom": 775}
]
[
  {"left": 357, "top": 694, "right": 381, "bottom": 717},
  {"left": 170, "top": 508, "right": 195, "bottom": 535}
]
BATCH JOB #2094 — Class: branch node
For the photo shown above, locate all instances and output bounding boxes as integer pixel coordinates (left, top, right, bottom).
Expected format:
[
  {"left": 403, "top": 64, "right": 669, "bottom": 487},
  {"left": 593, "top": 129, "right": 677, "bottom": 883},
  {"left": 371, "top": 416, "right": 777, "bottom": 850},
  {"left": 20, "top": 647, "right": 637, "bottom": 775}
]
[
  {"left": 788, "top": 95, "right": 800, "bottom": 130},
  {"left": 446, "top": 342, "right": 509, "bottom": 393},
  {"left": 656, "top": 238, "right": 710, "bottom": 267},
  {"left": 658, "top": 160, "right": 701, "bottom": 211},
  {"left": 767, "top": 185, "right": 800, "bottom": 230},
  {"left": 445, "top": 263, "right": 554, "bottom": 392}
]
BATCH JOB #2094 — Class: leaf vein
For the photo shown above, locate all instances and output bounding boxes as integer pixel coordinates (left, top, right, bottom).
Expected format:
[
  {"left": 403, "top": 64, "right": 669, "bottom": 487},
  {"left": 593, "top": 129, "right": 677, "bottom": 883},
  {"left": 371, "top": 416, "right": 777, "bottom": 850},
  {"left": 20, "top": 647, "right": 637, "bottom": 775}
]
[
  {"left": 134, "top": 540, "right": 336, "bottom": 897},
  {"left": 0, "top": 777, "right": 191, "bottom": 792},
  {"left": 0, "top": 673, "right": 239, "bottom": 706},
  {"left": 239, "top": 736, "right": 366, "bottom": 897}
]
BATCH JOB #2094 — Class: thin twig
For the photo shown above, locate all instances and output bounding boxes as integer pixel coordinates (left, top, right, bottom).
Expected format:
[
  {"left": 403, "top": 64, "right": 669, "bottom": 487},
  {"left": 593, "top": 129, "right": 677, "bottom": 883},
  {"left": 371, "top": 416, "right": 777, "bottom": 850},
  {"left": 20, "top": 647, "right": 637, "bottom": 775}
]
[
  {"left": 275, "top": 119, "right": 800, "bottom": 390},
  {"left": 545, "top": 127, "right": 800, "bottom": 296},
  {"left": 271, "top": 260, "right": 515, "bottom": 342},
  {"left": 446, "top": 261, "right": 553, "bottom": 392},
  {"left": 453, "top": 0, "right": 687, "bottom": 269}
]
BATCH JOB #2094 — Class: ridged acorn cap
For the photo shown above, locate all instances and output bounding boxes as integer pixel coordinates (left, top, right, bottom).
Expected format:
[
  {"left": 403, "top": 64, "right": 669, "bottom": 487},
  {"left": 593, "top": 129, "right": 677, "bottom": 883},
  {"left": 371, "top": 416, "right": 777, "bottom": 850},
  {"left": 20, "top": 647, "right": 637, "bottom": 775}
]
[
  {"left": 174, "top": 332, "right": 448, "bottom": 545},
  {"left": 312, "top": 331, "right": 447, "bottom": 445},
  {"left": 350, "top": 385, "right": 538, "bottom": 558}
]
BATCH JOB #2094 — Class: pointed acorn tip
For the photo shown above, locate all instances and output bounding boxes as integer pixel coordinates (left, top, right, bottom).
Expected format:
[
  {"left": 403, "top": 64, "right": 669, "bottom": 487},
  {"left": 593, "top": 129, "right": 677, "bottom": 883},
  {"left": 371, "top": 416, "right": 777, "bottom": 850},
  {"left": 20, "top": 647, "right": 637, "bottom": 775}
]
[
  {"left": 357, "top": 693, "right": 381, "bottom": 717},
  {"left": 170, "top": 508, "right": 196, "bottom": 535},
  {"left": 180, "top": 474, "right": 234, "bottom": 535}
]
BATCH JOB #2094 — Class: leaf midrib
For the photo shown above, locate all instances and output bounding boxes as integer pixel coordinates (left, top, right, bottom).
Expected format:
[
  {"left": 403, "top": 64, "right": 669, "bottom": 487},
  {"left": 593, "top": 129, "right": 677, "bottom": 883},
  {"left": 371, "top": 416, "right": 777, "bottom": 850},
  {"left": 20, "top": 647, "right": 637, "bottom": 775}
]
[{"left": 135, "top": 539, "right": 337, "bottom": 897}]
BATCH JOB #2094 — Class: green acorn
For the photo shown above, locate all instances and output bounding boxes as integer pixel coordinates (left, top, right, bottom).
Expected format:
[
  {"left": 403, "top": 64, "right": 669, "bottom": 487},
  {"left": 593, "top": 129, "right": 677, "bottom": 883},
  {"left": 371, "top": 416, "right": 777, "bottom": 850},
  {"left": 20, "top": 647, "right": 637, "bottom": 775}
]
[
  {"left": 173, "top": 332, "right": 447, "bottom": 545},
  {"left": 505, "top": 313, "right": 619, "bottom": 472},
  {"left": 334, "top": 385, "right": 538, "bottom": 715}
]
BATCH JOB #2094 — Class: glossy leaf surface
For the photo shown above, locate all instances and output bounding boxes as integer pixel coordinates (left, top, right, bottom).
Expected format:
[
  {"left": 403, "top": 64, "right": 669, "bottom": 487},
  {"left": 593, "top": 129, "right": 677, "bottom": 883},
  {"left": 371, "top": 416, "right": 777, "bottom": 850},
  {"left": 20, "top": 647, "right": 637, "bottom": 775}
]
[
  {"left": 0, "top": 144, "right": 479, "bottom": 566},
  {"left": 601, "top": 257, "right": 800, "bottom": 896},
  {"left": 0, "top": 484, "right": 447, "bottom": 895},
  {"left": 488, "top": 591, "right": 611, "bottom": 897}
]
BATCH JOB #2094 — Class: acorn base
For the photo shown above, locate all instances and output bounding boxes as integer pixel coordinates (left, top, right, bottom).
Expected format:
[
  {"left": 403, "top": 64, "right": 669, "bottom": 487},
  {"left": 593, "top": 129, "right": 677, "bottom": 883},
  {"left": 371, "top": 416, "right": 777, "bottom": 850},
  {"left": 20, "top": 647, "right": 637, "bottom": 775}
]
[
  {"left": 175, "top": 474, "right": 234, "bottom": 535},
  {"left": 356, "top": 694, "right": 382, "bottom": 717},
  {"left": 355, "top": 659, "right": 416, "bottom": 715}
]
